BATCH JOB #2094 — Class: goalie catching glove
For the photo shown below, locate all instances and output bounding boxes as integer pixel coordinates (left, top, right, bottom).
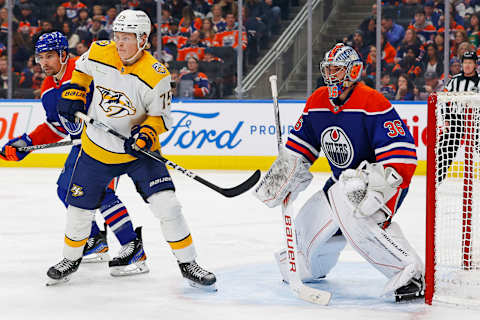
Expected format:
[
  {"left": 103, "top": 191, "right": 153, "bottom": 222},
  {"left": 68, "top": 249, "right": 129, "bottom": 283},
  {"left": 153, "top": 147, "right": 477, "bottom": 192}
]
[
  {"left": 339, "top": 161, "right": 402, "bottom": 218},
  {"left": 254, "top": 149, "right": 313, "bottom": 208}
]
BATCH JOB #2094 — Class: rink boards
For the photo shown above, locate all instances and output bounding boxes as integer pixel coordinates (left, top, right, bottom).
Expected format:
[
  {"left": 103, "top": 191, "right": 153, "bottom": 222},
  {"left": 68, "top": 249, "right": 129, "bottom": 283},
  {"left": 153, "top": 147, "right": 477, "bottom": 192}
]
[{"left": 0, "top": 100, "right": 427, "bottom": 174}]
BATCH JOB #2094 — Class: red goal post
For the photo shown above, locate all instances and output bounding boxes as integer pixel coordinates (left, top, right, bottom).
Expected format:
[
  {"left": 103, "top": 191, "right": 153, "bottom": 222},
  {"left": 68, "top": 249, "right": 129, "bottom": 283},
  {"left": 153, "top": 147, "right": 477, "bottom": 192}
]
[{"left": 426, "top": 92, "right": 480, "bottom": 306}]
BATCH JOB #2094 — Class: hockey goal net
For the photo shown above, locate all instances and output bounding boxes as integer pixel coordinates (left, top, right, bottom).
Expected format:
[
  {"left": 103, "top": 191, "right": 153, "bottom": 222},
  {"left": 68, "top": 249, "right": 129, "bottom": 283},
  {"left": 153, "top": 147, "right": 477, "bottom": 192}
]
[{"left": 426, "top": 92, "right": 480, "bottom": 305}]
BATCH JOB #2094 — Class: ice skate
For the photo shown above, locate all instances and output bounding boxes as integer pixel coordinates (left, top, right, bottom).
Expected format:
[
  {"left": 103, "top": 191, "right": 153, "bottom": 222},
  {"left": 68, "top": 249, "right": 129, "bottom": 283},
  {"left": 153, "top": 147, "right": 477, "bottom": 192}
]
[
  {"left": 46, "top": 257, "right": 82, "bottom": 286},
  {"left": 178, "top": 260, "right": 217, "bottom": 291},
  {"left": 109, "top": 227, "right": 149, "bottom": 276},
  {"left": 394, "top": 276, "right": 425, "bottom": 302},
  {"left": 82, "top": 229, "right": 110, "bottom": 263}
]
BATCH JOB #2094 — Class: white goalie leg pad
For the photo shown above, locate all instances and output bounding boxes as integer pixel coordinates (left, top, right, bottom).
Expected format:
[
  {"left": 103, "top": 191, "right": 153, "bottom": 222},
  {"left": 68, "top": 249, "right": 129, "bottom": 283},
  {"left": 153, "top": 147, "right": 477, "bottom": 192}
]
[
  {"left": 275, "top": 190, "right": 345, "bottom": 282},
  {"left": 328, "top": 182, "right": 423, "bottom": 290},
  {"left": 148, "top": 190, "right": 196, "bottom": 263},
  {"left": 254, "top": 149, "right": 313, "bottom": 208},
  {"left": 63, "top": 205, "right": 95, "bottom": 260}
]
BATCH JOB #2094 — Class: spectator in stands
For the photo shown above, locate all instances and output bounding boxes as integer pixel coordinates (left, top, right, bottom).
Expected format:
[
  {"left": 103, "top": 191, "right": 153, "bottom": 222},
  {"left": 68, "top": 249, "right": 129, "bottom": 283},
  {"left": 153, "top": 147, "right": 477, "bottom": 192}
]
[
  {"left": 423, "top": 43, "right": 443, "bottom": 79},
  {"left": 115, "top": 0, "right": 139, "bottom": 13},
  {"left": 218, "top": 0, "right": 236, "bottom": 17},
  {"left": 209, "top": 4, "right": 227, "bottom": 32},
  {"left": 0, "top": 7, "right": 10, "bottom": 44},
  {"left": 381, "top": 14, "right": 405, "bottom": 48},
  {"left": 62, "top": 21, "right": 80, "bottom": 50},
  {"left": 452, "top": 29, "right": 469, "bottom": 57},
  {"left": 395, "top": 73, "right": 415, "bottom": 100},
  {"left": 392, "top": 45, "right": 423, "bottom": 80},
  {"left": 88, "top": 16, "right": 108, "bottom": 42},
  {"left": 457, "top": 42, "right": 475, "bottom": 62},
  {"left": 434, "top": 32, "right": 445, "bottom": 55},
  {"left": 178, "top": 30, "right": 206, "bottom": 61},
  {"left": 179, "top": 6, "right": 203, "bottom": 34},
  {"left": 467, "top": 13, "right": 480, "bottom": 46},
  {"left": 416, "top": 71, "right": 444, "bottom": 100},
  {"left": 213, "top": 13, "right": 248, "bottom": 50},
  {"left": 75, "top": 41, "right": 88, "bottom": 56},
  {"left": 263, "top": 0, "right": 281, "bottom": 35},
  {"left": 201, "top": 18, "right": 216, "bottom": 47},
  {"left": 424, "top": 1, "right": 441, "bottom": 29},
  {"left": 18, "top": 55, "right": 35, "bottom": 89},
  {"left": 61, "top": 0, "right": 87, "bottom": 21},
  {"left": 171, "top": 0, "right": 186, "bottom": 20},
  {"left": 104, "top": 7, "right": 117, "bottom": 36},
  {"left": 351, "top": 29, "right": 369, "bottom": 62},
  {"left": 360, "top": 17, "right": 376, "bottom": 47},
  {"left": 139, "top": 0, "right": 156, "bottom": 21},
  {"left": 13, "top": 23, "right": 34, "bottom": 71},
  {"left": 192, "top": 0, "right": 211, "bottom": 17},
  {"left": 92, "top": 5, "right": 106, "bottom": 23},
  {"left": 53, "top": 5, "right": 68, "bottom": 31},
  {"left": 162, "top": 18, "right": 188, "bottom": 59},
  {"left": 17, "top": 3, "right": 39, "bottom": 30},
  {"left": 74, "top": 8, "right": 91, "bottom": 34},
  {"left": 0, "top": 55, "right": 18, "bottom": 97},
  {"left": 158, "top": 6, "right": 172, "bottom": 35},
  {"left": 408, "top": 6, "right": 436, "bottom": 43},
  {"left": 449, "top": 57, "right": 462, "bottom": 78},
  {"left": 179, "top": 57, "right": 210, "bottom": 98},
  {"left": 381, "top": 33, "right": 396, "bottom": 65},
  {"left": 380, "top": 73, "right": 396, "bottom": 101},
  {"left": 395, "top": 28, "right": 421, "bottom": 64},
  {"left": 39, "top": 20, "right": 54, "bottom": 35},
  {"left": 203, "top": 47, "right": 223, "bottom": 62}
]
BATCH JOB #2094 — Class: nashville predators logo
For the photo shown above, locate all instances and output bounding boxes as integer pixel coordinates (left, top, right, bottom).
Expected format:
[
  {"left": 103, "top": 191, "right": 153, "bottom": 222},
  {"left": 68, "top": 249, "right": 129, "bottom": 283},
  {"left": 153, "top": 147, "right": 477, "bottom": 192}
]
[
  {"left": 96, "top": 86, "right": 136, "bottom": 118},
  {"left": 70, "top": 184, "right": 84, "bottom": 197}
]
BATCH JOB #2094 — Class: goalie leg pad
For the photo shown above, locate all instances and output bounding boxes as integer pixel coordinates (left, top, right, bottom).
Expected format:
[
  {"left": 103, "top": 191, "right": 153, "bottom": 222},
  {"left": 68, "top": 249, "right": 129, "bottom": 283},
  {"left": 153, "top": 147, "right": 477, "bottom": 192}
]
[
  {"left": 328, "top": 182, "right": 423, "bottom": 285},
  {"left": 148, "top": 190, "right": 196, "bottom": 263},
  {"left": 275, "top": 190, "right": 345, "bottom": 282},
  {"left": 63, "top": 205, "right": 95, "bottom": 260}
]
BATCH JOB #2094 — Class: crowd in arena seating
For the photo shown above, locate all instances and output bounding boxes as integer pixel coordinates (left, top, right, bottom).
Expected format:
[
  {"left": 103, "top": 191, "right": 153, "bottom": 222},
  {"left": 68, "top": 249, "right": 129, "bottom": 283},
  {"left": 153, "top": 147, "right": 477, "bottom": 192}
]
[
  {"left": 340, "top": 0, "right": 480, "bottom": 101},
  {"left": 0, "top": 0, "right": 293, "bottom": 99}
]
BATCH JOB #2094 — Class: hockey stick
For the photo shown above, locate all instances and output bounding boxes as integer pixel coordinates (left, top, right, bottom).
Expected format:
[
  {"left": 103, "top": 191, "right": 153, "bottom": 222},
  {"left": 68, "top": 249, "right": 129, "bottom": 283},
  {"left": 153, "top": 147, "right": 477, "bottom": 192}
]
[
  {"left": 75, "top": 112, "right": 260, "bottom": 198},
  {"left": 269, "top": 75, "right": 331, "bottom": 305},
  {"left": 0, "top": 140, "right": 80, "bottom": 158}
]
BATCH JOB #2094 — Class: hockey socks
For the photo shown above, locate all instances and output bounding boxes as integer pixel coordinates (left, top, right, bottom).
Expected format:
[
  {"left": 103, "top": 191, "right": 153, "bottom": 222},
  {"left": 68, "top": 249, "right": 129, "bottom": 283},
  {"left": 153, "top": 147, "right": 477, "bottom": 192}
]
[{"left": 100, "top": 195, "right": 137, "bottom": 246}]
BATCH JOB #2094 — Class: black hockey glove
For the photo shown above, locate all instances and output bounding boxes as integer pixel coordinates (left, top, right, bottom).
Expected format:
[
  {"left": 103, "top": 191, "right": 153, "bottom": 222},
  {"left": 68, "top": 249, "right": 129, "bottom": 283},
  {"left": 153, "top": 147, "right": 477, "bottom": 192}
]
[{"left": 57, "top": 83, "right": 87, "bottom": 123}]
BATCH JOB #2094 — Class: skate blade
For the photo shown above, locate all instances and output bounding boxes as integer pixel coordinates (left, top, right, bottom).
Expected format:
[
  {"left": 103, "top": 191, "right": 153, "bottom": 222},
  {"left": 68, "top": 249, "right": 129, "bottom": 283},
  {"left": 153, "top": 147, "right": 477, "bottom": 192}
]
[
  {"left": 185, "top": 279, "right": 218, "bottom": 292},
  {"left": 82, "top": 252, "right": 111, "bottom": 263},
  {"left": 110, "top": 261, "right": 150, "bottom": 277},
  {"left": 46, "top": 276, "right": 71, "bottom": 286},
  {"left": 395, "top": 292, "right": 425, "bottom": 303}
]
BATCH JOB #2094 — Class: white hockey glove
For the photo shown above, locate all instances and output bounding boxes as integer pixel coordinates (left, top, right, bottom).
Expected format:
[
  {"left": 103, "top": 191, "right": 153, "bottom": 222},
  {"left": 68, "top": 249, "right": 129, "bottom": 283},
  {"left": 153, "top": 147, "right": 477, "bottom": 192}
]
[
  {"left": 339, "top": 161, "right": 403, "bottom": 218},
  {"left": 253, "top": 149, "right": 313, "bottom": 208}
]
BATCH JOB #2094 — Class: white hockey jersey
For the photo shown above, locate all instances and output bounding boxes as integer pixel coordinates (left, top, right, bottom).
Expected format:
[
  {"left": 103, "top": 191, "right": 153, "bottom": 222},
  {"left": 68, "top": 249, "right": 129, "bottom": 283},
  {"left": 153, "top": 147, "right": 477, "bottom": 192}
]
[{"left": 72, "top": 40, "right": 172, "bottom": 164}]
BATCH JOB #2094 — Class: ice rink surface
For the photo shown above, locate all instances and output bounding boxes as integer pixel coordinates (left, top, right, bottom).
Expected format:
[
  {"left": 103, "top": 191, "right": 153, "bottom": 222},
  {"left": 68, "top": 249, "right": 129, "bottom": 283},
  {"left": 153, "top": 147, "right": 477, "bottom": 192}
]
[{"left": 2, "top": 168, "right": 479, "bottom": 320}]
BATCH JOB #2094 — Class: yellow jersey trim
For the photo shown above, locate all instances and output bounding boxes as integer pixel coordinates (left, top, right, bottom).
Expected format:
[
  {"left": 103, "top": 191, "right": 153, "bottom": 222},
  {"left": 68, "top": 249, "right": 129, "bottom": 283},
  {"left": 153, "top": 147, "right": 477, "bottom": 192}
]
[
  {"left": 71, "top": 70, "right": 93, "bottom": 90},
  {"left": 168, "top": 234, "right": 193, "bottom": 250},
  {"left": 88, "top": 41, "right": 122, "bottom": 70},
  {"left": 65, "top": 235, "right": 88, "bottom": 248},
  {"left": 81, "top": 130, "right": 137, "bottom": 164}
]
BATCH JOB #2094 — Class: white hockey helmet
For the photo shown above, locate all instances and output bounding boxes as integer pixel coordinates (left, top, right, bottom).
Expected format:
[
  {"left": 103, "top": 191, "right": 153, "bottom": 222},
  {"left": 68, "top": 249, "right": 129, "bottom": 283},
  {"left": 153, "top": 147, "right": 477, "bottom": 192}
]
[
  {"left": 113, "top": 9, "right": 151, "bottom": 49},
  {"left": 320, "top": 43, "right": 363, "bottom": 88}
]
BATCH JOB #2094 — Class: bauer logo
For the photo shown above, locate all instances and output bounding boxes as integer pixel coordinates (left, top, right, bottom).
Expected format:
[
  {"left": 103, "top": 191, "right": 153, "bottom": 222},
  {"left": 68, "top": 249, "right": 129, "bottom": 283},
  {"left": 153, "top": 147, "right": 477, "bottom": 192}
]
[
  {"left": 161, "top": 110, "right": 243, "bottom": 149},
  {"left": 321, "top": 126, "right": 354, "bottom": 168}
]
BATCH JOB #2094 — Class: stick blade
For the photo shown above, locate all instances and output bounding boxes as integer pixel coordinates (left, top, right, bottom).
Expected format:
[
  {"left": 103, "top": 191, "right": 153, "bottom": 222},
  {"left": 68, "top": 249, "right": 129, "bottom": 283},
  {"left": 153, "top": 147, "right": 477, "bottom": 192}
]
[
  {"left": 292, "top": 283, "right": 331, "bottom": 305},
  {"left": 218, "top": 169, "right": 261, "bottom": 198}
]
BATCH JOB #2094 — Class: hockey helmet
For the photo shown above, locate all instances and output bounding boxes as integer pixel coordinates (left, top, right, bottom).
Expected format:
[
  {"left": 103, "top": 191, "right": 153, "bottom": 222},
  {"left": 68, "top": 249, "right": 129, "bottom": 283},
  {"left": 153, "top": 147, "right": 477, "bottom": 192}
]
[
  {"left": 320, "top": 43, "right": 363, "bottom": 98},
  {"left": 461, "top": 51, "right": 478, "bottom": 63},
  {"left": 113, "top": 9, "right": 151, "bottom": 50},
  {"left": 35, "top": 31, "right": 68, "bottom": 61}
]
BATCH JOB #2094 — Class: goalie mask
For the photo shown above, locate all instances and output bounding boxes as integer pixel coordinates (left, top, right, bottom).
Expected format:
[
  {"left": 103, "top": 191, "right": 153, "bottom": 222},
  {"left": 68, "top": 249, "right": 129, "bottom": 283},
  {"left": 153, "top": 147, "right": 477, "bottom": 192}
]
[{"left": 320, "top": 43, "right": 363, "bottom": 99}]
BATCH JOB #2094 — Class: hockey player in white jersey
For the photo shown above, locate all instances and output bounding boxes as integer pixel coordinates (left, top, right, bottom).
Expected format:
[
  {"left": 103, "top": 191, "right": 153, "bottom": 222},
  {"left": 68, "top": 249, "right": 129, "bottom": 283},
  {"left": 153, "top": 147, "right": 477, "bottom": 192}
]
[
  {"left": 49, "top": 9, "right": 216, "bottom": 289},
  {"left": 255, "top": 43, "right": 424, "bottom": 302}
]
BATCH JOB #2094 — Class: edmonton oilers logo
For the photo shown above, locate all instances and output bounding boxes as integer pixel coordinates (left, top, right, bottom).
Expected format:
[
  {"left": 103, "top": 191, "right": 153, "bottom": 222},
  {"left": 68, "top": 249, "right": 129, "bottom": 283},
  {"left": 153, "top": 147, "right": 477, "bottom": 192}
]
[{"left": 321, "top": 126, "right": 354, "bottom": 168}]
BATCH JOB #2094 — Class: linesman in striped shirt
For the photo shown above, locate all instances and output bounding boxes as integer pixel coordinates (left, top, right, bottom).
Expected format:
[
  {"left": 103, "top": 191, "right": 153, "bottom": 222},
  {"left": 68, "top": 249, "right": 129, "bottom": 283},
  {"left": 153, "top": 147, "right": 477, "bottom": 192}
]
[{"left": 438, "top": 51, "right": 479, "bottom": 181}]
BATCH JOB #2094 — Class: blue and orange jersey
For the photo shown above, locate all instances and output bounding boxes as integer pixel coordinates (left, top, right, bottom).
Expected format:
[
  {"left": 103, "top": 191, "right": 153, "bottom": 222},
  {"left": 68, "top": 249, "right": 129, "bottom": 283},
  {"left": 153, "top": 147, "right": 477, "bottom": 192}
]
[
  {"left": 180, "top": 71, "right": 209, "bottom": 98},
  {"left": 213, "top": 30, "right": 247, "bottom": 50},
  {"left": 32, "top": 57, "right": 93, "bottom": 145},
  {"left": 212, "top": 19, "right": 226, "bottom": 32},
  {"left": 178, "top": 17, "right": 203, "bottom": 34},
  {"left": 286, "top": 83, "right": 417, "bottom": 191},
  {"left": 408, "top": 22, "right": 436, "bottom": 43},
  {"left": 177, "top": 46, "right": 205, "bottom": 61},
  {"left": 162, "top": 34, "right": 189, "bottom": 49}
]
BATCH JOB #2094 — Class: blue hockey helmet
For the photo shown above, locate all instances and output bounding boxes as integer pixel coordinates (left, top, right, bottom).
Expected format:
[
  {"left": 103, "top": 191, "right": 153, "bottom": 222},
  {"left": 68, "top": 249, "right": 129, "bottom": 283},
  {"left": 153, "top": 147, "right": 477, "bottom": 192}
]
[{"left": 35, "top": 31, "right": 68, "bottom": 59}]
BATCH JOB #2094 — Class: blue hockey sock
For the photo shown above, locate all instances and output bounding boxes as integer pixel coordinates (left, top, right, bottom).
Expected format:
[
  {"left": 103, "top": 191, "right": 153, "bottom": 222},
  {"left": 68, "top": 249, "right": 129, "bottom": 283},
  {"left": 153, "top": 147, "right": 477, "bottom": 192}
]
[{"left": 101, "top": 192, "right": 136, "bottom": 246}]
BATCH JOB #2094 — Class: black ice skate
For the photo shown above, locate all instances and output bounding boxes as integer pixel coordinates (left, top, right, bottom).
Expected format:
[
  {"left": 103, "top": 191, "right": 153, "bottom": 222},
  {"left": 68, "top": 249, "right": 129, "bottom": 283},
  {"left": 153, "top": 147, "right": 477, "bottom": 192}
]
[
  {"left": 178, "top": 260, "right": 217, "bottom": 291},
  {"left": 46, "top": 257, "right": 82, "bottom": 286},
  {"left": 109, "top": 227, "right": 149, "bottom": 276},
  {"left": 82, "top": 229, "right": 111, "bottom": 263},
  {"left": 395, "top": 276, "right": 425, "bottom": 302}
]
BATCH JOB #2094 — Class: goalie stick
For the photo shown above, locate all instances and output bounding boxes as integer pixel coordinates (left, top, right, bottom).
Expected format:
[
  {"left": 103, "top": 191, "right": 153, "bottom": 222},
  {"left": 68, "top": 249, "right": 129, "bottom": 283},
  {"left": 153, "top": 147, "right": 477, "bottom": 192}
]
[
  {"left": 75, "top": 112, "right": 260, "bottom": 198},
  {"left": 269, "top": 75, "right": 331, "bottom": 305},
  {"left": 0, "top": 140, "right": 81, "bottom": 158}
]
